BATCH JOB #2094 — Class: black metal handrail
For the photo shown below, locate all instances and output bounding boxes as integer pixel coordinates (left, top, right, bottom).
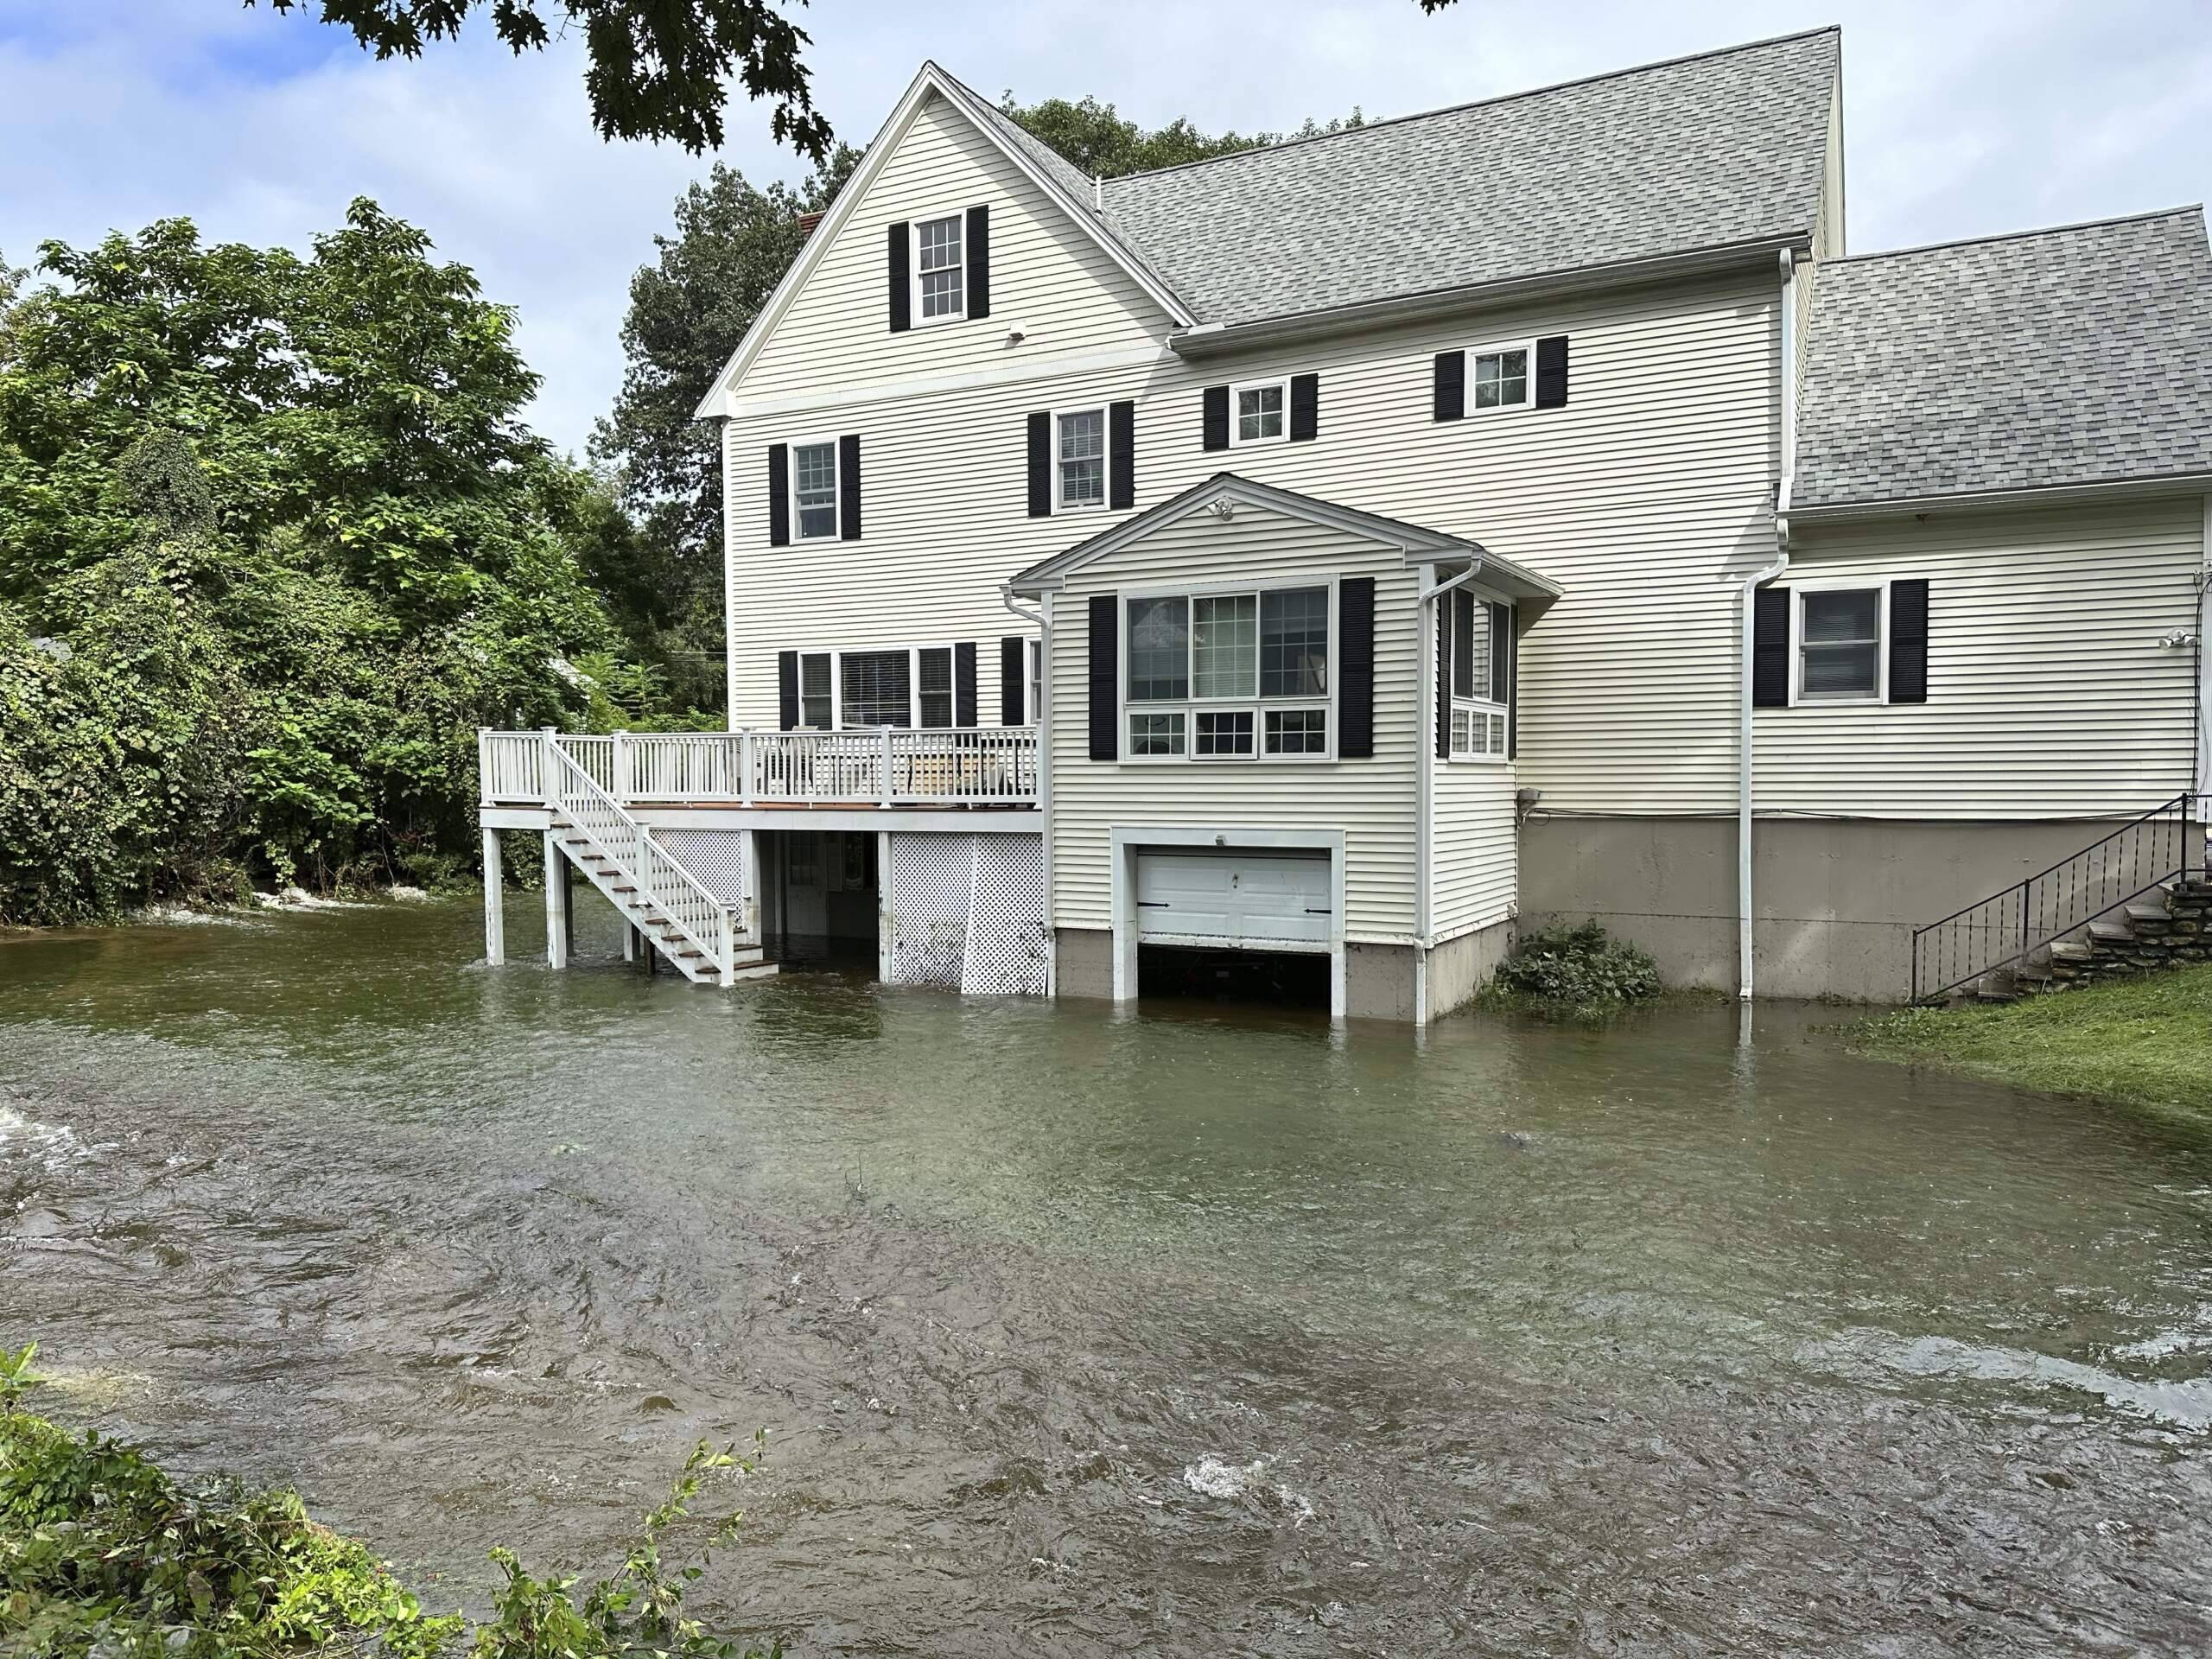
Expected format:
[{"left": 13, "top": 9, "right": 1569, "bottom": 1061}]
[{"left": 1910, "top": 793, "right": 2202, "bottom": 1002}]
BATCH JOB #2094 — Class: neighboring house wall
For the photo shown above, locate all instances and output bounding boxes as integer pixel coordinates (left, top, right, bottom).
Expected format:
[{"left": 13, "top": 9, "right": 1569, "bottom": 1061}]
[{"left": 1044, "top": 500, "right": 1423, "bottom": 939}]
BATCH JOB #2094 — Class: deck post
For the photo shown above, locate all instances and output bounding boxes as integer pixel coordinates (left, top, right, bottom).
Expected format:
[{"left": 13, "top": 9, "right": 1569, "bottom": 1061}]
[
  {"left": 543, "top": 829, "right": 569, "bottom": 969},
  {"left": 740, "top": 731, "right": 755, "bottom": 808},
  {"left": 880, "top": 728, "right": 894, "bottom": 809},
  {"left": 741, "top": 829, "right": 762, "bottom": 941},
  {"left": 612, "top": 729, "right": 629, "bottom": 803},
  {"left": 620, "top": 921, "right": 635, "bottom": 963},
  {"left": 481, "top": 826, "right": 505, "bottom": 965}
]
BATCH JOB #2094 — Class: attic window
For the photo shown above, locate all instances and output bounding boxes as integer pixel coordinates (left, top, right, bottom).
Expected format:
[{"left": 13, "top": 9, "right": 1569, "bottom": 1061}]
[{"left": 915, "top": 214, "right": 965, "bottom": 322}]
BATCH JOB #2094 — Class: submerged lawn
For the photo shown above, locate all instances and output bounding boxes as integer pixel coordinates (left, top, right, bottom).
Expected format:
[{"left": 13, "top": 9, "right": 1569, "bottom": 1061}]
[{"left": 1845, "top": 964, "right": 2212, "bottom": 1137}]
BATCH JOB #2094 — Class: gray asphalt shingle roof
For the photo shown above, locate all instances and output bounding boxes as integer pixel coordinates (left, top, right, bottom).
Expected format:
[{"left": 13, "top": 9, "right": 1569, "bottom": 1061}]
[
  {"left": 1065, "top": 28, "right": 1838, "bottom": 327},
  {"left": 1794, "top": 208, "right": 2212, "bottom": 508}
]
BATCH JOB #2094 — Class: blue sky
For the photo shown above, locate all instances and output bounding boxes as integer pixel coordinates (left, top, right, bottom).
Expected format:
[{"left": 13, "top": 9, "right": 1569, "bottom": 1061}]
[{"left": 2, "top": 1, "right": 2207, "bottom": 455}]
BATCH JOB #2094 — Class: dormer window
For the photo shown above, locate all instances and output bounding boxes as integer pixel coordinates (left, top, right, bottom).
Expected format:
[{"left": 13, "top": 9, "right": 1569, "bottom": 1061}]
[{"left": 915, "top": 213, "right": 965, "bottom": 322}]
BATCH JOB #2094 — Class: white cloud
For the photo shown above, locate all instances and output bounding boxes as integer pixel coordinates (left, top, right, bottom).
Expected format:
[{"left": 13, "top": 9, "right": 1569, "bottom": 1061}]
[{"left": 2, "top": 0, "right": 2206, "bottom": 454}]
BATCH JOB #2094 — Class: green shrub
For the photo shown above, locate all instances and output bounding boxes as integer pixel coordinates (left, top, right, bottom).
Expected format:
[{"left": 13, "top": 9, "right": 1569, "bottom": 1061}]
[{"left": 1491, "top": 920, "right": 1662, "bottom": 1004}]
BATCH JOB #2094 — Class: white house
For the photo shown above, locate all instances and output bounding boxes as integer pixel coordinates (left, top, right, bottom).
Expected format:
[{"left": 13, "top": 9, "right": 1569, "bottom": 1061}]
[{"left": 478, "top": 26, "right": 2212, "bottom": 1019}]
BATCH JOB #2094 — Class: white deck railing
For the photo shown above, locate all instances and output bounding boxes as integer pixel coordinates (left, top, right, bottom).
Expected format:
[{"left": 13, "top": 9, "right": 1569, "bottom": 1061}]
[{"left": 480, "top": 727, "right": 1039, "bottom": 809}]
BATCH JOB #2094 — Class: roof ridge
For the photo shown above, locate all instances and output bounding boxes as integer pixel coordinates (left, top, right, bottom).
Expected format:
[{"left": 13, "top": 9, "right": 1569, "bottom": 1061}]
[
  {"left": 1827, "top": 204, "right": 2208, "bottom": 267},
  {"left": 1096, "top": 25, "right": 1840, "bottom": 191}
]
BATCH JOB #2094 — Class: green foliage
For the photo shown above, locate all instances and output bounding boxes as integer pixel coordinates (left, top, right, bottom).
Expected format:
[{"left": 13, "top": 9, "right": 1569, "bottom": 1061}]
[
  {"left": 0, "top": 205, "right": 630, "bottom": 922},
  {"left": 1491, "top": 921, "right": 1663, "bottom": 1005},
  {"left": 998, "top": 93, "right": 1365, "bottom": 178},
  {"left": 251, "top": 0, "right": 833, "bottom": 161},
  {"left": 0, "top": 1373, "right": 778, "bottom": 1659},
  {"left": 0, "top": 1344, "right": 37, "bottom": 1406}
]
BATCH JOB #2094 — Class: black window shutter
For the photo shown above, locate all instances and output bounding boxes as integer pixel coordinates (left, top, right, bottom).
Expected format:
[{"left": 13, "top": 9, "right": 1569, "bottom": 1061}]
[
  {"left": 1289, "top": 372, "right": 1319, "bottom": 442},
  {"left": 1087, "top": 594, "right": 1117, "bottom": 760},
  {"left": 1752, "top": 586, "right": 1791, "bottom": 708},
  {"left": 1434, "top": 592, "right": 1453, "bottom": 760},
  {"left": 1890, "top": 580, "right": 1930, "bottom": 704},
  {"left": 954, "top": 640, "right": 978, "bottom": 727},
  {"left": 887, "top": 222, "right": 911, "bottom": 332},
  {"left": 837, "top": 435, "right": 861, "bottom": 541},
  {"left": 965, "top": 206, "right": 990, "bottom": 320},
  {"left": 1000, "top": 635, "right": 1026, "bottom": 724},
  {"left": 1026, "top": 411, "right": 1052, "bottom": 517},
  {"left": 777, "top": 651, "right": 799, "bottom": 730},
  {"left": 1489, "top": 603, "right": 1510, "bottom": 704},
  {"left": 1202, "top": 385, "right": 1230, "bottom": 451},
  {"left": 1338, "top": 577, "right": 1375, "bottom": 759},
  {"left": 1109, "top": 400, "right": 1135, "bottom": 509},
  {"left": 1433, "top": 351, "right": 1465, "bottom": 422},
  {"left": 1507, "top": 621, "right": 1520, "bottom": 760},
  {"left": 1535, "top": 335, "right": 1569, "bottom": 409},
  {"left": 767, "top": 444, "right": 790, "bottom": 546}
]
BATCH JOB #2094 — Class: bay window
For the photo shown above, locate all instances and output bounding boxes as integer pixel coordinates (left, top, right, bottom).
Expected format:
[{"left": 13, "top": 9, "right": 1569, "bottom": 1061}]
[
  {"left": 1126, "top": 585, "right": 1332, "bottom": 760},
  {"left": 1448, "top": 589, "right": 1512, "bottom": 760}
]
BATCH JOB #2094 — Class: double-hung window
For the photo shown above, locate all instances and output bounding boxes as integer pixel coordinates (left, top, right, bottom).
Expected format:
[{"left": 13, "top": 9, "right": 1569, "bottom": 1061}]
[
  {"left": 1125, "top": 586, "right": 1331, "bottom": 760},
  {"left": 792, "top": 645, "right": 961, "bottom": 730},
  {"left": 915, "top": 213, "right": 964, "bottom": 322},
  {"left": 1057, "top": 408, "right": 1105, "bottom": 510},
  {"left": 1232, "top": 378, "right": 1287, "bottom": 446},
  {"left": 791, "top": 440, "right": 838, "bottom": 539},
  {"left": 1796, "top": 588, "right": 1884, "bottom": 702},
  {"left": 1448, "top": 590, "right": 1512, "bottom": 760},
  {"left": 1470, "top": 341, "right": 1532, "bottom": 411}
]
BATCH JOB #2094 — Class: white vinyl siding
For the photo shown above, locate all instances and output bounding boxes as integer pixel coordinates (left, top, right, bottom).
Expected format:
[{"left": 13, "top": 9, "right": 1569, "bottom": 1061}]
[
  {"left": 1049, "top": 504, "right": 1420, "bottom": 940},
  {"left": 734, "top": 92, "right": 1167, "bottom": 401},
  {"left": 1431, "top": 761, "right": 1518, "bottom": 943},
  {"left": 1758, "top": 503, "right": 2202, "bottom": 816}
]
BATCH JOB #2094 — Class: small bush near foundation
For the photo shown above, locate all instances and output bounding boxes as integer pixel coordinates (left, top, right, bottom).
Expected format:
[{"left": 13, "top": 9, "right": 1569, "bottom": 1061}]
[{"left": 1491, "top": 921, "right": 1662, "bottom": 1004}]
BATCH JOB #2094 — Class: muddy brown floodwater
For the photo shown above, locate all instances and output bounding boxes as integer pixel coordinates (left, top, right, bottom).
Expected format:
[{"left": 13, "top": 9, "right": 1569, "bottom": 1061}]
[{"left": 4, "top": 895, "right": 2211, "bottom": 1655}]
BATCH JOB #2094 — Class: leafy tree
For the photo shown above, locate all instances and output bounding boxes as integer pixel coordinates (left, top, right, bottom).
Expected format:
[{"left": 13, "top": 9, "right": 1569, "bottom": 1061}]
[
  {"left": 0, "top": 204, "right": 621, "bottom": 919},
  {"left": 998, "top": 94, "right": 1364, "bottom": 179},
  {"left": 249, "top": 0, "right": 832, "bottom": 159}
]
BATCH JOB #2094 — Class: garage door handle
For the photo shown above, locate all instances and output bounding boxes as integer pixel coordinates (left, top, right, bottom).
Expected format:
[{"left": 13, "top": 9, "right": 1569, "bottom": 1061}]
[
  {"left": 1136, "top": 899, "right": 1170, "bottom": 909},
  {"left": 1304, "top": 906, "right": 1333, "bottom": 915}
]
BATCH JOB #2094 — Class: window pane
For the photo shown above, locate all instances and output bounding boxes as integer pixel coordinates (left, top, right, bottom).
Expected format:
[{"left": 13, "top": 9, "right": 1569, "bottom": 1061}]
[
  {"left": 793, "top": 442, "right": 836, "bottom": 538},
  {"left": 917, "top": 216, "right": 963, "bottom": 319},
  {"left": 918, "top": 646, "right": 952, "bottom": 728},
  {"left": 1802, "top": 645, "right": 1880, "bottom": 697},
  {"left": 1452, "top": 590, "right": 1491, "bottom": 701},
  {"left": 1800, "top": 590, "right": 1880, "bottom": 698},
  {"left": 1058, "top": 409, "right": 1104, "bottom": 507},
  {"left": 1194, "top": 710, "right": 1255, "bottom": 756},
  {"left": 1127, "top": 596, "right": 1188, "bottom": 701},
  {"left": 1264, "top": 708, "right": 1327, "bottom": 754},
  {"left": 1129, "top": 712, "right": 1185, "bottom": 755},
  {"left": 1472, "top": 349, "right": 1528, "bottom": 409},
  {"left": 800, "top": 653, "right": 833, "bottom": 729},
  {"left": 840, "top": 650, "right": 911, "bottom": 728},
  {"left": 1803, "top": 590, "right": 1879, "bottom": 644},
  {"left": 1260, "top": 587, "right": 1328, "bottom": 696},
  {"left": 1193, "top": 594, "right": 1257, "bottom": 697},
  {"left": 1236, "top": 384, "right": 1283, "bottom": 442},
  {"left": 1451, "top": 709, "right": 1471, "bottom": 753}
]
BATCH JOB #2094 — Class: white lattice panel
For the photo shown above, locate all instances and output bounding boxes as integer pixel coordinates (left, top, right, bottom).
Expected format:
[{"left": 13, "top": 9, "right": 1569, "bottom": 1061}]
[
  {"left": 963, "top": 835, "right": 1047, "bottom": 995},
  {"left": 652, "top": 830, "right": 747, "bottom": 905},
  {"left": 886, "top": 833, "right": 971, "bottom": 988}
]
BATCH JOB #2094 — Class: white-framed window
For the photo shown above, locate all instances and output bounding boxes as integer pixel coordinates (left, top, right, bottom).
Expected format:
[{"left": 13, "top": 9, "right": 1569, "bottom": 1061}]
[
  {"left": 914, "top": 213, "right": 964, "bottom": 323},
  {"left": 1122, "top": 583, "right": 1332, "bottom": 761},
  {"left": 1467, "top": 340, "right": 1535, "bottom": 413},
  {"left": 791, "top": 438, "right": 838, "bottom": 539},
  {"left": 1793, "top": 583, "right": 1887, "bottom": 704},
  {"left": 1056, "top": 407, "right": 1107, "bottom": 511},
  {"left": 791, "top": 645, "right": 965, "bottom": 730},
  {"left": 1447, "top": 589, "right": 1512, "bottom": 761},
  {"left": 1231, "top": 377, "right": 1287, "bottom": 446}
]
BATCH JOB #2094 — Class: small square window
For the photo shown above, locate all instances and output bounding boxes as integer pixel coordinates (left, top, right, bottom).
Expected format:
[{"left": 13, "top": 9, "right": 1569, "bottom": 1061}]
[
  {"left": 1264, "top": 709, "right": 1327, "bottom": 754},
  {"left": 1129, "top": 711, "right": 1185, "bottom": 756},
  {"left": 1058, "top": 409, "right": 1105, "bottom": 510},
  {"left": 916, "top": 213, "right": 963, "bottom": 321},
  {"left": 792, "top": 441, "right": 837, "bottom": 539},
  {"left": 1235, "top": 381, "right": 1285, "bottom": 444},
  {"left": 1800, "top": 589, "right": 1881, "bottom": 700},
  {"left": 1194, "top": 710, "right": 1255, "bottom": 757},
  {"left": 1471, "top": 347, "right": 1529, "bottom": 410}
]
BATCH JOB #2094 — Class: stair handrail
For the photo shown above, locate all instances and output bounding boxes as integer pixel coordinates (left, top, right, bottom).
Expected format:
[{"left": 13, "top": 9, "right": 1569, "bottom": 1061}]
[
  {"left": 1910, "top": 791, "right": 2200, "bottom": 1002},
  {"left": 544, "top": 736, "right": 737, "bottom": 982}
]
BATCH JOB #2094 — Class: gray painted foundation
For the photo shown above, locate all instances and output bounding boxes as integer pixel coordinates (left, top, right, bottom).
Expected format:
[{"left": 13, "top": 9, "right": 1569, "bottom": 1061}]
[
  {"left": 1344, "top": 943, "right": 1416, "bottom": 1021},
  {"left": 1519, "top": 815, "right": 2152, "bottom": 1001},
  {"left": 1425, "top": 918, "right": 1515, "bottom": 1020},
  {"left": 1054, "top": 927, "right": 1115, "bottom": 1000}
]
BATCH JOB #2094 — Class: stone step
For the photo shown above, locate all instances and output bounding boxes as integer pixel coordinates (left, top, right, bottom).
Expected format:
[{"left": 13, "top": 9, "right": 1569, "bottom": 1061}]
[
  {"left": 2087, "top": 920, "right": 2135, "bottom": 944},
  {"left": 2049, "top": 941, "right": 2094, "bottom": 963}
]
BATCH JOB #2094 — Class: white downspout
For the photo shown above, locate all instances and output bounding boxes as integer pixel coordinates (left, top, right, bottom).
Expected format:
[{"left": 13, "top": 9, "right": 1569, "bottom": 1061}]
[
  {"left": 1740, "top": 249, "right": 1797, "bottom": 1000},
  {"left": 1418, "top": 559, "right": 1488, "bottom": 1024},
  {"left": 1001, "top": 582, "right": 1054, "bottom": 994}
]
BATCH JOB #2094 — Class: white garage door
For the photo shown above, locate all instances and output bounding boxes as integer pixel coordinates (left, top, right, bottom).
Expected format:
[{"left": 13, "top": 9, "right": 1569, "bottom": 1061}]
[{"left": 1135, "top": 849, "right": 1332, "bottom": 949}]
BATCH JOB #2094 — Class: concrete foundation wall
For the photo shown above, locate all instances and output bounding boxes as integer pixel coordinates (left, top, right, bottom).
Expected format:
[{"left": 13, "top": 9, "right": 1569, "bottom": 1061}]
[
  {"left": 1519, "top": 815, "right": 2149, "bottom": 1001},
  {"left": 1345, "top": 943, "right": 1417, "bottom": 1022},
  {"left": 1425, "top": 918, "right": 1515, "bottom": 1020},
  {"left": 1054, "top": 927, "right": 1115, "bottom": 1000}
]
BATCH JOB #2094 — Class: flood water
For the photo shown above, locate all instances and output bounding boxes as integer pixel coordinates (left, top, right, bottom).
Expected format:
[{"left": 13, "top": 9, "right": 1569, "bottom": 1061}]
[{"left": 5, "top": 896, "right": 2211, "bottom": 1656}]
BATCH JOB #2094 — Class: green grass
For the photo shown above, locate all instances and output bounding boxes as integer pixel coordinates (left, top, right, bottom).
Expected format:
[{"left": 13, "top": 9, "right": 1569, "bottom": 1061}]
[{"left": 1843, "top": 963, "right": 2212, "bottom": 1137}]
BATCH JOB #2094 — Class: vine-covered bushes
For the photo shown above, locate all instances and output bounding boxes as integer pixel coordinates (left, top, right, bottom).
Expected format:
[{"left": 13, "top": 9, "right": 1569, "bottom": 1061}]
[{"left": 1491, "top": 920, "right": 1664, "bottom": 1004}]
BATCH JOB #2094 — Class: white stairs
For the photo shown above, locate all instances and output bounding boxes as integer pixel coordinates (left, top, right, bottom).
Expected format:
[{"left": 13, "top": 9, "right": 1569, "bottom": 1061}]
[{"left": 545, "top": 743, "right": 774, "bottom": 988}]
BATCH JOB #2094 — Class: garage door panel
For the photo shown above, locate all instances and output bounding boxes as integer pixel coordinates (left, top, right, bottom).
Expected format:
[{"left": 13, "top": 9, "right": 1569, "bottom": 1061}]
[{"left": 1135, "top": 850, "right": 1331, "bottom": 945}]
